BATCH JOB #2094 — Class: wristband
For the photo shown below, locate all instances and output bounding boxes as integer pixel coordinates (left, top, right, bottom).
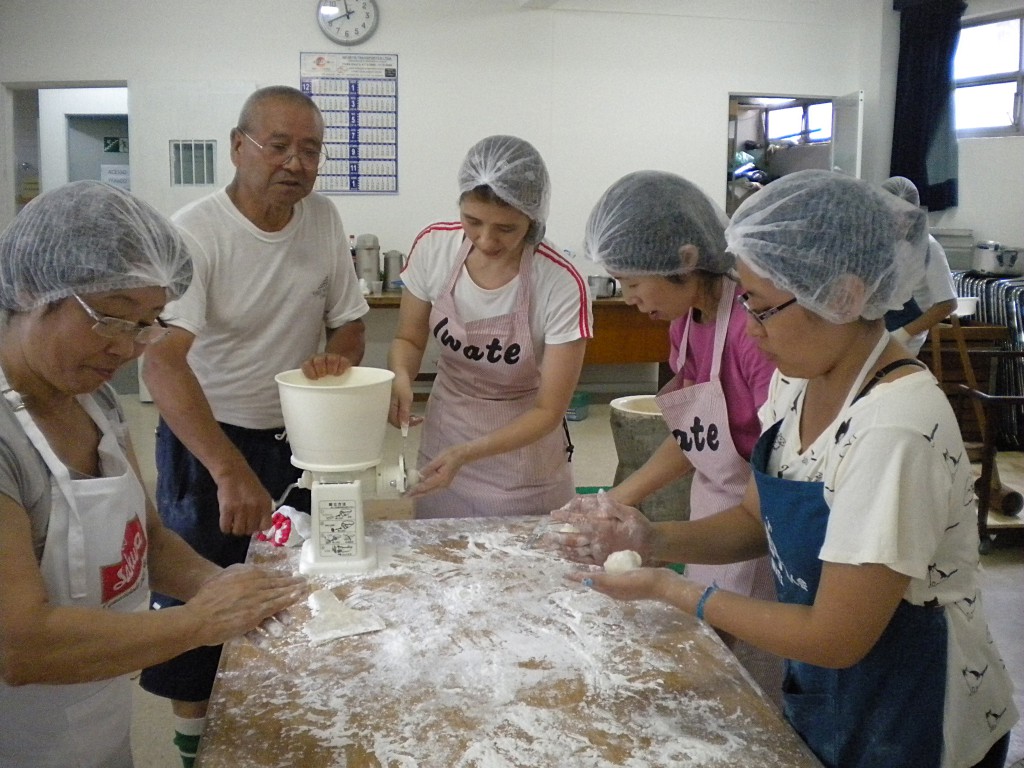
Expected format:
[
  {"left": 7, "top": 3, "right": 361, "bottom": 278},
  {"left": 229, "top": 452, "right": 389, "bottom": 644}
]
[{"left": 695, "top": 583, "right": 720, "bottom": 622}]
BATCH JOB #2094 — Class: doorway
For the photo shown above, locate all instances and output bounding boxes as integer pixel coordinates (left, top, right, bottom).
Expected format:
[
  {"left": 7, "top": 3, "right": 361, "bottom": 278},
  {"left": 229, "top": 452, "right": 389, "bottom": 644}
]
[{"left": 726, "top": 91, "right": 863, "bottom": 215}]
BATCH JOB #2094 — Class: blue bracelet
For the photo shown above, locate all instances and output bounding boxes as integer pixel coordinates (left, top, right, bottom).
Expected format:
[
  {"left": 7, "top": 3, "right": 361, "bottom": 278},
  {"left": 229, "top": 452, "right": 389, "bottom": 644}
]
[{"left": 695, "top": 583, "right": 720, "bottom": 622}]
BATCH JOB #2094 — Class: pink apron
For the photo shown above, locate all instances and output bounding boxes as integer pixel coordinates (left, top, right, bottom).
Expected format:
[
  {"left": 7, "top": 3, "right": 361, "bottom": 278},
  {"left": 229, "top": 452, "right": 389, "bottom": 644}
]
[
  {"left": 0, "top": 373, "right": 149, "bottom": 767},
  {"left": 656, "top": 285, "right": 773, "bottom": 595},
  {"left": 415, "top": 238, "right": 574, "bottom": 518},
  {"left": 655, "top": 286, "right": 781, "bottom": 700}
]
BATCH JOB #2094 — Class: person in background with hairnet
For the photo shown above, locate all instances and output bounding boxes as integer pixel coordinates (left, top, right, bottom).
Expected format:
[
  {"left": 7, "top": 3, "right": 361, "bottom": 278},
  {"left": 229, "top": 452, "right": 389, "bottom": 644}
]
[
  {"left": 881, "top": 175, "right": 957, "bottom": 356},
  {"left": 0, "top": 181, "right": 306, "bottom": 768},
  {"left": 388, "top": 135, "right": 592, "bottom": 518},
  {"left": 555, "top": 170, "right": 779, "bottom": 696},
  {"left": 554, "top": 170, "right": 1017, "bottom": 768}
]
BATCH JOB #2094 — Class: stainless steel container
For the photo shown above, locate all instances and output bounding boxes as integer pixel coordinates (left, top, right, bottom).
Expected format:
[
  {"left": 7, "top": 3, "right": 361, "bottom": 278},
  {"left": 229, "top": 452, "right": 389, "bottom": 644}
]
[
  {"left": 354, "top": 234, "right": 380, "bottom": 285},
  {"left": 383, "top": 250, "right": 404, "bottom": 291}
]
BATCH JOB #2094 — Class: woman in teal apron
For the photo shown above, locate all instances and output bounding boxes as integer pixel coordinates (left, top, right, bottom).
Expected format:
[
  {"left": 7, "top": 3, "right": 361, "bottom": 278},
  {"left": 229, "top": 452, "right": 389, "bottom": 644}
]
[{"left": 557, "top": 171, "right": 1016, "bottom": 767}]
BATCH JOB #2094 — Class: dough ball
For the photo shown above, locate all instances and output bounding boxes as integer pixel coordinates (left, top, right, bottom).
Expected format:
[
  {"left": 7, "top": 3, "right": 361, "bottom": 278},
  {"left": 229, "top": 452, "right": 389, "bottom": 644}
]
[{"left": 603, "top": 549, "right": 642, "bottom": 574}]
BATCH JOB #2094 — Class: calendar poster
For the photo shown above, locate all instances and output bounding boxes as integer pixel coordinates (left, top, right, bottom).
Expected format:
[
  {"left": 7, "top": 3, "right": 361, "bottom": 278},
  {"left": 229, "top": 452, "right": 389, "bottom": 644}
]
[{"left": 300, "top": 52, "right": 398, "bottom": 195}]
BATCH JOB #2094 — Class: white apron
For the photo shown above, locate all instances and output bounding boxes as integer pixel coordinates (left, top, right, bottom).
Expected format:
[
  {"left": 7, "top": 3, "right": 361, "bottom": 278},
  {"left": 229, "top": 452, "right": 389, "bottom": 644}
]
[
  {"left": 0, "top": 373, "right": 149, "bottom": 768},
  {"left": 415, "top": 239, "right": 574, "bottom": 518}
]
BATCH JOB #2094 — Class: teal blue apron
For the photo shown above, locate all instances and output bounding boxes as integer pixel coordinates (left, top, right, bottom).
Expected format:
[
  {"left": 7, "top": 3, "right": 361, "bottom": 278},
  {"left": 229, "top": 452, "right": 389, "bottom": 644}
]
[{"left": 750, "top": 353, "right": 947, "bottom": 768}]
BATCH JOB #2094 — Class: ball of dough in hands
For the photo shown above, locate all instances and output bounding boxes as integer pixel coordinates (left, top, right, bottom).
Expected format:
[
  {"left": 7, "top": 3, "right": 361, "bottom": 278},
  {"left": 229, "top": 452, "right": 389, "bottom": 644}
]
[{"left": 603, "top": 549, "right": 642, "bottom": 574}]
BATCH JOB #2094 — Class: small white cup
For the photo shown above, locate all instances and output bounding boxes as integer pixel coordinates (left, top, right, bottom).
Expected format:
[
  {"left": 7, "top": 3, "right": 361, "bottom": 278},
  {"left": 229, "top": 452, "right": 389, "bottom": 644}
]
[{"left": 370, "top": 280, "right": 383, "bottom": 295}]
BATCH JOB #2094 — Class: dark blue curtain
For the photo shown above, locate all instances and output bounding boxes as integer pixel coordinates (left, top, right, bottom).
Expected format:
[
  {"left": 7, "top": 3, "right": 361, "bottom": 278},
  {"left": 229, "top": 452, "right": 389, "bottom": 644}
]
[{"left": 889, "top": 0, "right": 967, "bottom": 211}]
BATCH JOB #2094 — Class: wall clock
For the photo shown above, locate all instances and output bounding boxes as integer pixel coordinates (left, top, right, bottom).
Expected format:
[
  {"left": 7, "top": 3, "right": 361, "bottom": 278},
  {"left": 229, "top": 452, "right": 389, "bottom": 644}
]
[{"left": 316, "top": 0, "right": 379, "bottom": 46}]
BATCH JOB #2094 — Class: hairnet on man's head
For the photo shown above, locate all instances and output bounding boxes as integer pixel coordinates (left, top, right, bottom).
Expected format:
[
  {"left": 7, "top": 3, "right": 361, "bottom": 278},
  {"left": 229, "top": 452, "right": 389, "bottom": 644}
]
[
  {"left": 457, "top": 135, "right": 551, "bottom": 229},
  {"left": 881, "top": 176, "right": 921, "bottom": 207},
  {"left": 726, "top": 170, "right": 926, "bottom": 323},
  {"left": 0, "top": 180, "right": 192, "bottom": 311},
  {"left": 583, "top": 171, "right": 731, "bottom": 276}
]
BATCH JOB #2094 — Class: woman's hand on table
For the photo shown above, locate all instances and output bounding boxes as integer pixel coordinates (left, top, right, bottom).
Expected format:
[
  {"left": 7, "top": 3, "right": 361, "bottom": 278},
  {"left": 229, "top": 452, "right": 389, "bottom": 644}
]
[
  {"left": 547, "top": 492, "right": 655, "bottom": 566},
  {"left": 186, "top": 564, "right": 308, "bottom": 647},
  {"left": 404, "top": 444, "right": 470, "bottom": 498},
  {"left": 565, "top": 566, "right": 678, "bottom": 603}
]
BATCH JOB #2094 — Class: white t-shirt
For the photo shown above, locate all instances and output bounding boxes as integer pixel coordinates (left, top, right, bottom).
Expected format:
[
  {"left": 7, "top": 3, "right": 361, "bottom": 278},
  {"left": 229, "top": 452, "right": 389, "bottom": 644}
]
[
  {"left": 912, "top": 235, "right": 958, "bottom": 311},
  {"left": 759, "top": 369, "right": 1018, "bottom": 767},
  {"left": 166, "top": 189, "right": 368, "bottom": 429},
  {"left": 899, "top": 235, "right": 958, "bottom": 354},
  {"left": 401, "top": 222, "right": 593, "bottom": 359}
]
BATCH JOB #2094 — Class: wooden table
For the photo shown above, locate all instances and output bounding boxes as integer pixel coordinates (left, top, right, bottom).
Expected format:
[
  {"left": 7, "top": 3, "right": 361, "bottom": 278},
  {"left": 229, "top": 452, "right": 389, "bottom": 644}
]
[{"left": 197, "top": 517, "right": 820, "bottom": 767}]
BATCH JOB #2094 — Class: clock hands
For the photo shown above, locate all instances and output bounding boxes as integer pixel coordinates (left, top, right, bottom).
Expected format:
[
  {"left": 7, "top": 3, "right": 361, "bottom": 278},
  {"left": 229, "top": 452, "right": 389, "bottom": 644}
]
[{"left": 341, "top": 0, "right": 354, "bottom": 20}]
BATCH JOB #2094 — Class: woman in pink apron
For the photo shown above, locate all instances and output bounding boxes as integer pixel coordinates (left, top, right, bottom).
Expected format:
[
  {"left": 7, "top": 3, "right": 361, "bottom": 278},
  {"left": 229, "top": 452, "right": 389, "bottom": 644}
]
[
  {"left": 559, "top": 171, "right": 779, "bottom": 694},
  {"left": 559, "top": 171, "right": 1016, "bottom": 767},
  {"left": 389, "top": 136, "right": 592, "bottom": 518},
  {"left": 0, "top": 182, "right": 305, "bottom": 768}
]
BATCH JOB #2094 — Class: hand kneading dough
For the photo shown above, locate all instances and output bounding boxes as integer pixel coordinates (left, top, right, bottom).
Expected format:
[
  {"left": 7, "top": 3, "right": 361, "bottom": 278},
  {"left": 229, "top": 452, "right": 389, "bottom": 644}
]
[{"left": 603, "top": 550, "right": 642, "bottom": 573}]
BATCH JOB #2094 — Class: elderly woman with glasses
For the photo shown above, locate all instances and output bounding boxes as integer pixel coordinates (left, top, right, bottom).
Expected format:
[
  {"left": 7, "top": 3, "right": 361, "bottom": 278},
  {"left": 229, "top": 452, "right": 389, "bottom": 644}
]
[
  {"left": 554, "top": 170, "right": 779, "bottom": 694},
  {"left": 555, "top": 170, "right": 1017, "bottom": 768},
  {"left": 0, "top": 181, "right": 306, "bottom": 768}
]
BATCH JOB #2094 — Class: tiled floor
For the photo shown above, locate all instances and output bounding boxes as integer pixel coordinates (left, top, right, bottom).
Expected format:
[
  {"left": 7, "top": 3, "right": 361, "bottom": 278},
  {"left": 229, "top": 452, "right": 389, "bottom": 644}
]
[{"left": 123, "top": 400, "right": 1024, "bottom": 767}]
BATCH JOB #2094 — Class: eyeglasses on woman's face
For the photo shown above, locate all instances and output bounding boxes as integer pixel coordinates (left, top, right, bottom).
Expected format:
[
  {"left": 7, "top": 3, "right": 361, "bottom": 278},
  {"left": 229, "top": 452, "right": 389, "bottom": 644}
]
[
  {"left": 72, "top": 294, "right": 170, "bottom": 345},
  {"left": 736, "top": 292, "right": 798, "bottom": 326},
  {"left": 239, "top": 130, "right": 330, "bottom": 171}
]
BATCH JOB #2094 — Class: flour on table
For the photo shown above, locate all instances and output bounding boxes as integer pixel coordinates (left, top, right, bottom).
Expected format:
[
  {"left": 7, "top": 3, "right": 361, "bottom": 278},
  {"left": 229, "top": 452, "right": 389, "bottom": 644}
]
[
  {"left": 303, "top": 588, "right": 385, "bottom": 646},
  {"left": 603, "top": 549, "right": 642, "bottom": 573}
]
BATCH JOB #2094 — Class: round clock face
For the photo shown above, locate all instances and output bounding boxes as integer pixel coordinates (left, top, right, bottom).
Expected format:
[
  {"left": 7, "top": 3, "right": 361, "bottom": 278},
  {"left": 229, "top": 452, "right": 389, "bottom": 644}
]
[{"left": 317, "top": 0, "right": 379, "bottom": 46}]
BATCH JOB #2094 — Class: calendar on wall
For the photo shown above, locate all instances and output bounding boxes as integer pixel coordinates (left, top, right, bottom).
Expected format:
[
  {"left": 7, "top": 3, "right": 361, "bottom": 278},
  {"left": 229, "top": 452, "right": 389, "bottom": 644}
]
[{"left": 300, "top": 52, "right": 398, "bottom": 195}]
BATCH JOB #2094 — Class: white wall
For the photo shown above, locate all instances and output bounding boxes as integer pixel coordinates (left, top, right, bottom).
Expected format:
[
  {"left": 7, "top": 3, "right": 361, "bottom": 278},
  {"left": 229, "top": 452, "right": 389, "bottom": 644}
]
[{"left": 1, "top": 0, "right": 887, "bottom": 259}]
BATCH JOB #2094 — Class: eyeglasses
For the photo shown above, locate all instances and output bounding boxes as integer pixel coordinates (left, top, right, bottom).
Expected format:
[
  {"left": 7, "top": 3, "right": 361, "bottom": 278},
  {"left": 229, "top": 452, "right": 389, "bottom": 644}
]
[
  {"left": 737, "top": 292, "right": 798, "bottom": 325},
  {"left": 72, "top": 294, "right": 170, "bottom": 345},
  {"left": 239, "top": 130, "right": 330, "bottom": 170}
]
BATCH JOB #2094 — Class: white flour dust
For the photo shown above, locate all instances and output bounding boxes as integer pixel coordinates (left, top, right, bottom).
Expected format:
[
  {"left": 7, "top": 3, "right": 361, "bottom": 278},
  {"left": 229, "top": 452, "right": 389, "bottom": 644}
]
[{"left": 206, "top": 520, "right": 813, "bottom": 767}]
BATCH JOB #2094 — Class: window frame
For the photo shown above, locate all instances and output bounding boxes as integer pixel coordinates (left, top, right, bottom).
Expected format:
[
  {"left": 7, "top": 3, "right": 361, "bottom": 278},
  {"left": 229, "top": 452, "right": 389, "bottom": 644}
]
[
  {"left": 954, "top": 10, "right": 1024, "bottom": 138},
  {"left": 763, "top": 99, "right": 833, "bottom": 144}
]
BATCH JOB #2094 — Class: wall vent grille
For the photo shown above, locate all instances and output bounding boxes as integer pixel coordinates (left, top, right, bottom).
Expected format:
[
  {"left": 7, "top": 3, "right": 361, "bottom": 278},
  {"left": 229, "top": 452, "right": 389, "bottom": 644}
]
[{"left": 169, "top": 140, "right": 216, "bottom": 186}]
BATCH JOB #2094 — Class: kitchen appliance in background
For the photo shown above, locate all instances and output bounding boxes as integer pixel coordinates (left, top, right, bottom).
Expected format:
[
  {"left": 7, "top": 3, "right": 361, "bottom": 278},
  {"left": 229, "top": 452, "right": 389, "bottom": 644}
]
[
  {"left": 355, "top": 234, "right": 381, "bottom": 286},
  {"left": 973, "top": 241, "right": 1024, "bottom": 276},
  {"left": 588, "top": 275, "right": 618, "bottom": 298},
  {"left": 383, "top": 250, "right": 404, "bottom": 291}
]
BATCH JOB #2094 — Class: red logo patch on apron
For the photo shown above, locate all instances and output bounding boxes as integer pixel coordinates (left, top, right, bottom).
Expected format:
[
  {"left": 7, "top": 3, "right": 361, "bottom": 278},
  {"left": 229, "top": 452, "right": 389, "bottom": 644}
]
[{"left": 100, "top": 516, "right": 147, "bottom": 605}]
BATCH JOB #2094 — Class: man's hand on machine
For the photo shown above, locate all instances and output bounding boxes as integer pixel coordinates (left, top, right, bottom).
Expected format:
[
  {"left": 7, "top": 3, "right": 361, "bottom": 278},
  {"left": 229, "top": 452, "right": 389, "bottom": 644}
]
[{"left": 301, "top": 353, "right": 354, "bottom": 380}]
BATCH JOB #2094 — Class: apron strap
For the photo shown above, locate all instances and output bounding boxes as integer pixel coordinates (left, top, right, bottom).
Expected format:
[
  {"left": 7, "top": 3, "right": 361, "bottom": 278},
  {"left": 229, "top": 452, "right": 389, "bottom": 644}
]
[
  {"left": 852, "top": 358, "right": 927, "bottom": 404},
  {"left": 561, "top": 417, "right": 574, "bottom": 462}
]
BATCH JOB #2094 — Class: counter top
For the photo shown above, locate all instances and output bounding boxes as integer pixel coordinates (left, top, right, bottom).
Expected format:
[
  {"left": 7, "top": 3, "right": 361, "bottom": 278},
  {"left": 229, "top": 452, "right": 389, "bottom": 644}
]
[{"left": 196, "top": 517, "right": 820, "bottom": 767}]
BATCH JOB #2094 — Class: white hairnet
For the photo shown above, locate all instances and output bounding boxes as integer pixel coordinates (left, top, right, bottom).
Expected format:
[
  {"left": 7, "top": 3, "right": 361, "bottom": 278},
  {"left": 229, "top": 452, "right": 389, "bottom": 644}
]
[
  {"left": 583, "top": 171, "right": 732, "bottom": 276},
  {"left": 881, "top": 175, "right": 921, "bottom": 207},
  {"left": 457, "top": 135, "right": 551, "bottom": 227},
  {"left": 0, "top": 181, "right": 191, "bottom": 312},
  {"left": 726, "top": 170, "right": 926, "bottom": 323}
]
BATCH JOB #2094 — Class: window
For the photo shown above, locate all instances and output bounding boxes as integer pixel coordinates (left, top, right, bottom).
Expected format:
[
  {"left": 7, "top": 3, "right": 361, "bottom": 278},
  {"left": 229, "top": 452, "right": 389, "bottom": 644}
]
[
  {"left": 953, "top": 12, "right": 1024, "bottom": 136},
  {"left": 169, "top": 140, "right": 216, "bottom": 186},
  {"left": 765, "top": 101, "right": 832, "bottom": 143}
]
